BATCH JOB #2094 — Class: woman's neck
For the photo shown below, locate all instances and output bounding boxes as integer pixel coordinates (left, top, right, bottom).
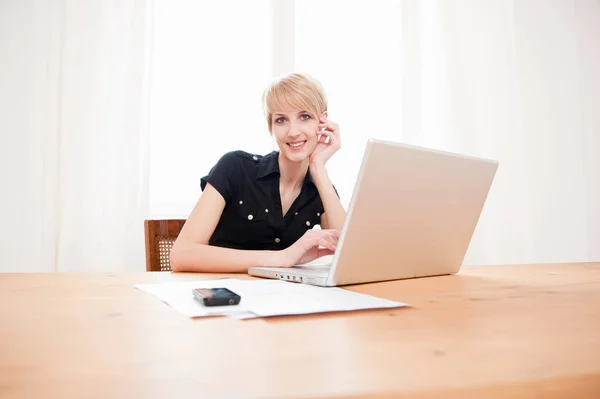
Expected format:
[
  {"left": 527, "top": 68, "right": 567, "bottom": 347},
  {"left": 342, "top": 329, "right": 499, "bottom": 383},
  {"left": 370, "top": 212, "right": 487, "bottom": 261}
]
[{"left": 278, "top": 152, "right": 308, "bottom": 191}]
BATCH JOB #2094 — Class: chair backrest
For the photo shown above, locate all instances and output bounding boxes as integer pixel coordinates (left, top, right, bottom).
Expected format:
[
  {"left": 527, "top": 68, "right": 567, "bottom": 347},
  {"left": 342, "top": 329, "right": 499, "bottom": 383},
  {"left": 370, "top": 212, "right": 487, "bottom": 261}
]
[{"left": 144, "top": 219, "right": 186, "bottom": 271}]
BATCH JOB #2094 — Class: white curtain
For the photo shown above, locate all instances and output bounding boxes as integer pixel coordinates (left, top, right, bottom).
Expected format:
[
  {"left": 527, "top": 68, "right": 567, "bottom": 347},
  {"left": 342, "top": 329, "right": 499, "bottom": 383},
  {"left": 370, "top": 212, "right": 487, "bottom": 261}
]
[
  {"left": 1, "top": 0, "right": 598, "bottom": 273},
  {"left": 399, "top": 0, "right": 600, "bottom": 265},
  {"left": 295, "top": 0, "right": 600, "bottom": 265},
  {"left": 0, "top": 0, "right": 152, "bottom": 272}
]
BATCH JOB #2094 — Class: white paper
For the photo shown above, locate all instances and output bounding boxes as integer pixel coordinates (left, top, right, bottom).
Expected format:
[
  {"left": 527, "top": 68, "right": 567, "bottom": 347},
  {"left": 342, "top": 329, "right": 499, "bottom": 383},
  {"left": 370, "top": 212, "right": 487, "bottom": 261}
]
[
  {"left": 135, "top": 278, "right": 407, "bottom": 319},
  {"left": 135, "top": 279, "right": 254, "bottom": 318}
]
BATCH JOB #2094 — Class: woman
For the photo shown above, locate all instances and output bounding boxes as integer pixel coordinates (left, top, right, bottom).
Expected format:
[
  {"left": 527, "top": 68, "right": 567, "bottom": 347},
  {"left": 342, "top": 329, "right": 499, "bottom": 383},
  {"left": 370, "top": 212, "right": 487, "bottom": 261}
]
[{"left": 170, "top": 73, "right": 346, "bottom": 272}]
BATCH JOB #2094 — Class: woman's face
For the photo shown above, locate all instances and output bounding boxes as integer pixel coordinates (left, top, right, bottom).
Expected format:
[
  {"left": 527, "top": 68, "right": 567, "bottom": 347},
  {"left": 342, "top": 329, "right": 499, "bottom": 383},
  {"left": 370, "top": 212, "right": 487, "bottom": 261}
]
[{"left": 271, "top": 109, "right": 322, "bottom": 163}]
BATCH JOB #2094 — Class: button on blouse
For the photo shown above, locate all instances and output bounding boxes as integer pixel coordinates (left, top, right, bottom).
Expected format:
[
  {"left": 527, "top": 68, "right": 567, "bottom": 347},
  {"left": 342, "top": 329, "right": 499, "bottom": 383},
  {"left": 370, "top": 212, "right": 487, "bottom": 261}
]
[{"left": 200, "top": 151, "right": 339, "bottom": 251}]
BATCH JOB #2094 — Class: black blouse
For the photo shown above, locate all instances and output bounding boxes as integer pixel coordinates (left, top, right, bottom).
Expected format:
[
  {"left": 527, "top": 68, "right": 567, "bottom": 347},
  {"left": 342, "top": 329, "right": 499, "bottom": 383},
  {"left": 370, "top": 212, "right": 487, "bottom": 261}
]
[{"left": 200, "top": 150, "right": 337, "bottom": 251}]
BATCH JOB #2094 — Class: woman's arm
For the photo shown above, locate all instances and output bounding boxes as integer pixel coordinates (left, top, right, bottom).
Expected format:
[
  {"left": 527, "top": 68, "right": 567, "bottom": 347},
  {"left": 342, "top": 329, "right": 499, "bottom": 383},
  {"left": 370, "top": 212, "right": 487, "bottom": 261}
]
[
  {"left": 309, "top": 116, "right": 346, "bottom": 231},
  {"left": 170, "top": 184, "right": 282, "bottom": 273},
  {"left": 311, "top": 164, "right": 346, "bottom": 231},
  {"left": 170, "top": 183, "right": 339, "bottom": 272}
]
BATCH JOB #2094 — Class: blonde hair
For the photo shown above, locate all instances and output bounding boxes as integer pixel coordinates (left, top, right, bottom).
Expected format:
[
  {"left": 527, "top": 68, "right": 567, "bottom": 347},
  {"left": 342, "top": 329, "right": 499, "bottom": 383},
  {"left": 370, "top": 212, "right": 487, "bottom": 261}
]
[{"left": 262, "top": 73, "right": 328, "bottom": 132}]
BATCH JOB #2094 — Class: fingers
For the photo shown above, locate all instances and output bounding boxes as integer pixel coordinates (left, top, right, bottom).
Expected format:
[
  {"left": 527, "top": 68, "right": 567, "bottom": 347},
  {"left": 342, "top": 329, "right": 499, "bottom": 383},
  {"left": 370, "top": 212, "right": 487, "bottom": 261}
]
[
  {"left": 300, "top": 229, "right": 340, "bottom": 253},
  {"left": 321, "top": 229, "right": 340, "bottom": 239},
  {"left": 318, "top": 116, "right": 339, "bottom": 132},
  {"left": 318, "top": 238, "right": 336, "bottom": 251},
  {"left": 317, "top": 121, "right": 339, "bottom": 134},
  {"left": 316, "top": 130, "right": 339, "bottom": 147},
  {"left": 316, "top": 248, "right": 335, "bottom": 258},
  {"left": 317, "top": 132, "right": 331, "bottom": 145},
  {"left": 313, "top": 229, "right": 340, "bottom": 240},
  {"left": 311, "top": 230, "right": 339, "bottom": 251},
  {"left": 321, "top": 231, "right": 338, "bottom": 247},
  {"left": 316, "top": 119, "right": 341, "bottom": 148},
  {"left": 288, "top": 230, "right": 340, "bottom": 265}
]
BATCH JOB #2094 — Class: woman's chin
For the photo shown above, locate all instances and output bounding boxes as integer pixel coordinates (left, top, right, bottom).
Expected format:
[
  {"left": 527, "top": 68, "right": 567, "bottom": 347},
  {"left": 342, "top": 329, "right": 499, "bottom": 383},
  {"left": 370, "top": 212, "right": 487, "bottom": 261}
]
[
  {"left": 284, "top": 150, "right": 309, "bottom": 163},
  {"left": 279, "top": 144, "right": 312, "bottom": 163}
]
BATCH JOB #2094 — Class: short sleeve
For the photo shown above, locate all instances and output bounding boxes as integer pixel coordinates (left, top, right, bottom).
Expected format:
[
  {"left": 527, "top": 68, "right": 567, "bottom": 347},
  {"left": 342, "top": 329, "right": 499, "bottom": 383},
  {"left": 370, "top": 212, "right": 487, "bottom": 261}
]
[{"left": 200, "top": 152, "right": 239, "bottom": 203}]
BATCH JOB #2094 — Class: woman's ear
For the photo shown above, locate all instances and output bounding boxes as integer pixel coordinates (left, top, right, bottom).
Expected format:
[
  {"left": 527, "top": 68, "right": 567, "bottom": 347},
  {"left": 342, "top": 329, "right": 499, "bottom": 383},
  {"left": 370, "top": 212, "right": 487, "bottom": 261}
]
[{"left": 320, "top": 111, "right": 328, "bottom": 121}]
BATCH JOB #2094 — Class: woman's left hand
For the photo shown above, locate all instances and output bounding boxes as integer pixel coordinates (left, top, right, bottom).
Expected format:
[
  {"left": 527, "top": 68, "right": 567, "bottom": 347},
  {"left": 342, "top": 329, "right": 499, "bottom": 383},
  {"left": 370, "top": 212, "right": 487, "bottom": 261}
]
[{"left": 309, "top": 117, "right": 341, "bottom": 168}]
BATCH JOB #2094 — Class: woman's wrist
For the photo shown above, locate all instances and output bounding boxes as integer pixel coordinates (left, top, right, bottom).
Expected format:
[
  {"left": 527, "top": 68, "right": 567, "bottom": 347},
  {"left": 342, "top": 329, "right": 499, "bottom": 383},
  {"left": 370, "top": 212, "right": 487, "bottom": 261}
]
[
  {"left": 309, "top": 162, "right": 329, "bottom": 180},
  {"left": 263, "top": 248, "right": 289, "bottom": 267}
]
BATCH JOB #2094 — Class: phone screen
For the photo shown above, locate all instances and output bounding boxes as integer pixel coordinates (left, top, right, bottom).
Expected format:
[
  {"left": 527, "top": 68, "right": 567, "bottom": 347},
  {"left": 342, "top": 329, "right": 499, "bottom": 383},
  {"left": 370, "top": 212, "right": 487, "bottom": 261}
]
[{"left": 194, "top": 288, "right": 237, "bottom": 299}]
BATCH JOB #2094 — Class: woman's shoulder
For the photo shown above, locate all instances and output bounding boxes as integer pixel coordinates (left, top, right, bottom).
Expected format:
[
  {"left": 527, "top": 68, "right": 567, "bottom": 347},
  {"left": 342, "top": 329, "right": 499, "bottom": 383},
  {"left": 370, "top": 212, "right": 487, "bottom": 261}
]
[{"left": 216, "top": 150, "right": 276, "bottom": 165}]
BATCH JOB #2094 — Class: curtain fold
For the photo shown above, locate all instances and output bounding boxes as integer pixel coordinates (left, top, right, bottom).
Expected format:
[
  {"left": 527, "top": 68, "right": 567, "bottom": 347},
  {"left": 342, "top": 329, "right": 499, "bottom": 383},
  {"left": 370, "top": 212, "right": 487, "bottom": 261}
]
[
  {"left": 399, "top": 0, "right": 600, "bottom": 265},
  {"left": 56, "top": 0, "right": 152, "bottom": 271},
  {"left": 0, "top": 0, "right": 152, "bottom": 272}
]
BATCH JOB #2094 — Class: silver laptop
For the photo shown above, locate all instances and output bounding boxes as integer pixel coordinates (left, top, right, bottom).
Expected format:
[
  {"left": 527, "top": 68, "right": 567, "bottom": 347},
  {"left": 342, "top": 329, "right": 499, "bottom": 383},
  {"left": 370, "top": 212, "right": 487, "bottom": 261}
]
[{"left": 249, "top": 138, "right": 499, "bottom": 286}]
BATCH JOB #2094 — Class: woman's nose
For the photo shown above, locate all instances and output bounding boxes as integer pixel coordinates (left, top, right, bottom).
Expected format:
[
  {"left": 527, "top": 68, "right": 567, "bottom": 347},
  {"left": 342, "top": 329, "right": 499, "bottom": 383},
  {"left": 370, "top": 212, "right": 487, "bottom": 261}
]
[{"left": 287, "top": 121, "right": 302, "bottom": 137}]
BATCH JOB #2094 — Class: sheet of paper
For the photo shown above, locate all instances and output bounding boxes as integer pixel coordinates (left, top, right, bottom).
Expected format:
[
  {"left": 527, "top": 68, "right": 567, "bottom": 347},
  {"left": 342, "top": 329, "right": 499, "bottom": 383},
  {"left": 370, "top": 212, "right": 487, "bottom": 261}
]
[
  {"left": 135, "top": 278, "right": 408, "bottom": 319},
  {"left": 135, "top": 279, "right": 255, "bottom": 318},
  {"left": 239, "top": 279, "right": 406, "bottom": 317}
]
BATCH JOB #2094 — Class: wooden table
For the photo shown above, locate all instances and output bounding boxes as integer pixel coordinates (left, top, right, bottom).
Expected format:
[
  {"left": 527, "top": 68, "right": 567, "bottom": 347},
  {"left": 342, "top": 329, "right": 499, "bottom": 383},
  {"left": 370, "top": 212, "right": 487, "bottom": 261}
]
[{"left": 1, "top": 263, "right": 599, "bottom": 398}]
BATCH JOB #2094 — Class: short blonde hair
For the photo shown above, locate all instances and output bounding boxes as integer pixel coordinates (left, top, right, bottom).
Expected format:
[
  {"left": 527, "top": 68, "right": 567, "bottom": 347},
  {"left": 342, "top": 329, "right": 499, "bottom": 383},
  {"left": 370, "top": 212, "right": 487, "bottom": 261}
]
[{"left": 262, "top": 73, "right": 328, "bottom": 132}]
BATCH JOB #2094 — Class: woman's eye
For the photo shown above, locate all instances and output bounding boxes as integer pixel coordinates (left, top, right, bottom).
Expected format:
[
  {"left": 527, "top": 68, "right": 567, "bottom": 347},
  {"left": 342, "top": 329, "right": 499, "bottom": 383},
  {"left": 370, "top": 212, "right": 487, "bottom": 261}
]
[
  {"left": 301, "top": 114, "right": 311, "bottom": 120},
  {"left": 275, "top": 117, "right": 286, "bottom": 124}
]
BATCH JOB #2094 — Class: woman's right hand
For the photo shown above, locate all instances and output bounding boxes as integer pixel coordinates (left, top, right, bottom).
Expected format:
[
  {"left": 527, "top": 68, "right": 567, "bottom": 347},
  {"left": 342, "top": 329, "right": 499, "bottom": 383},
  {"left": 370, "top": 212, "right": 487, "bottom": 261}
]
[{"left": 269, "top": 229, "right": 340, "bottom": 267}]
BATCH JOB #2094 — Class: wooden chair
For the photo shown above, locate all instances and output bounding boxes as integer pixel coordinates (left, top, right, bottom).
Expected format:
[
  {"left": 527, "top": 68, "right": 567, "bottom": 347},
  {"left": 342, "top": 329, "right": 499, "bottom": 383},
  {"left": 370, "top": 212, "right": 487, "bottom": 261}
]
[{"left": 144, "top": 219, "right": 186, "bottom": 271}]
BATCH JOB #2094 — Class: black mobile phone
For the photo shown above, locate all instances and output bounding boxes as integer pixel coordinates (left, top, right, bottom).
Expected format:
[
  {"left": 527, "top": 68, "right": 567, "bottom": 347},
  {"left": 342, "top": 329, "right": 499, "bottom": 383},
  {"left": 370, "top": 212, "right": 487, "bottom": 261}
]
[{"left": 192, "top": 287, "right": 241, "bottom": 307}]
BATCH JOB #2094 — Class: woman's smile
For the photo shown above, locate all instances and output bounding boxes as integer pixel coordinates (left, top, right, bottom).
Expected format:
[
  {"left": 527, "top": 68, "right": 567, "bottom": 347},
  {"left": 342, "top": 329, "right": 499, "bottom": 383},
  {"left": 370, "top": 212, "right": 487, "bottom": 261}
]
[{"left": 287, "top": 140, "right": 307, "bottom": 150}]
